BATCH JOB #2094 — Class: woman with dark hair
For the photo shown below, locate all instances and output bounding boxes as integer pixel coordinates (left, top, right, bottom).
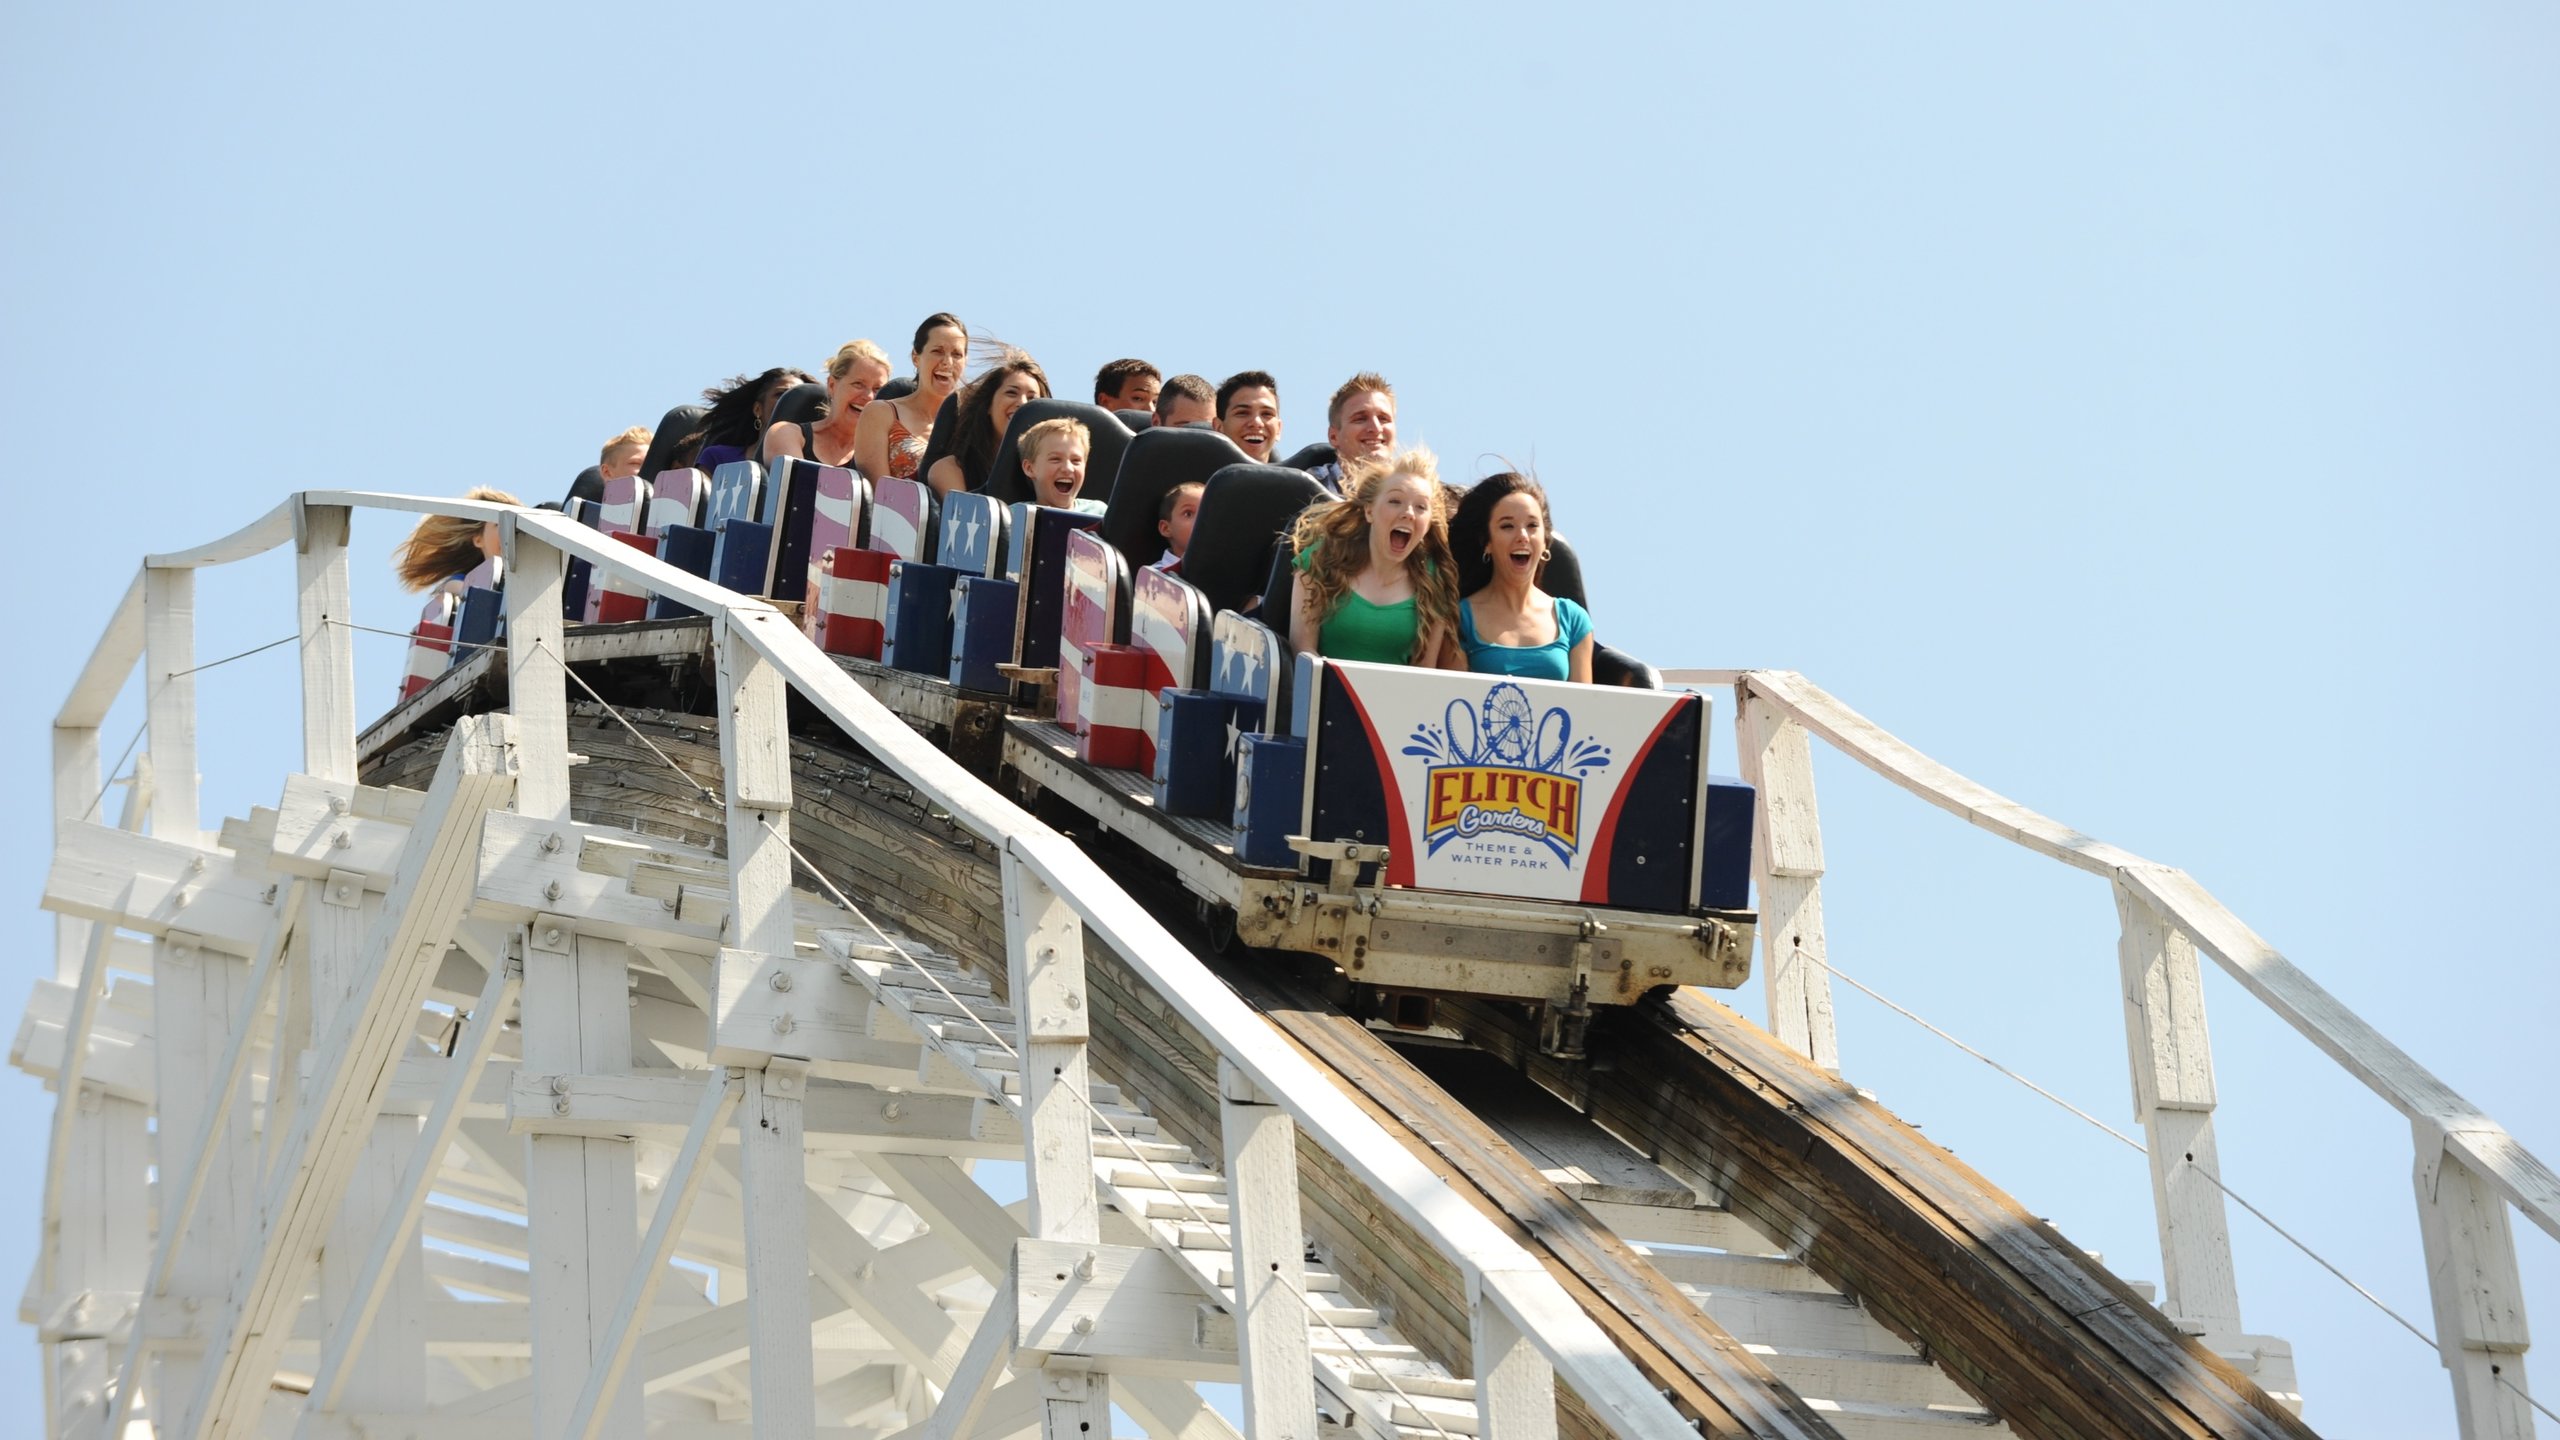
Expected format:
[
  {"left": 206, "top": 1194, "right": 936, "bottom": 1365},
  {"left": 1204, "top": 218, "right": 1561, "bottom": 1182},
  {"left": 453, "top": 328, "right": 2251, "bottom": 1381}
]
[
  {"left": 681, "top": 367, "right": 813, "bottom": 472},
  {"left": 1287, "top": 448, "right": 1464, "bottom": 669},
  {"left": 924, "top": 353, "right": 1049, "bottom": 495},
  {"left": 1448, "top": 471, "right": 1593, "bottom": 683},
  {"left": 855, "top": 313, "right": 969, "bottom": 483}
]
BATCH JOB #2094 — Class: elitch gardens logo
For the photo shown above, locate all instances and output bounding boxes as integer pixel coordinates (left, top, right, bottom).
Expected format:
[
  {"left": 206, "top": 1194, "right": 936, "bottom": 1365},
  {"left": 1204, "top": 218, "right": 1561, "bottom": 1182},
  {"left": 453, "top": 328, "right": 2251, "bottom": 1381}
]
[{"left": 1406, "top": 682, "right": 1614, "bottom": 865}]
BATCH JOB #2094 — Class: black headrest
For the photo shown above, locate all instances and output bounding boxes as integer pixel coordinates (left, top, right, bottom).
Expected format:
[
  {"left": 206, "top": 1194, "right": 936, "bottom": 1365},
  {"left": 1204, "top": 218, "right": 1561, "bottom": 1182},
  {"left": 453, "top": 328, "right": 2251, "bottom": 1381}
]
[
  {"left": 1542, "top": 535, "right": 1588, "bottom": 609},
  {"left": 1259, "top": 544, "right": 1299, "bottom": 637},
  {"left": 877, "top": 376, "right": 917, "bottom": 402},
  {"left": 1098, "top": 426, "right": 1250, "bottom": 568},
  {"left": 984, "top": 400, "right": 1136, "bottom": 507},
  {"left": 1116, "top": 408, "right": 1155, "bottom": 432},
  {"left": 1182, "top": 463, "right": 1330, "bottom": 617},
  {"left": 1280, "top": 441, "right": 1337, "bottom": 474},
  {"left": 564, "top": 466, "right": 604, "bottom": 508},
  {"left": 768, "top": 381, "right": 828, "bottom": 430},
  {"left": 1591, "top": 643, "right": 1659, "bottom": 689},
  {"left": 911, "top": 392, "right": 964, "bottom": 490},
  {"left": 638, "top": 404, "right": 707, "bottom": 481}
]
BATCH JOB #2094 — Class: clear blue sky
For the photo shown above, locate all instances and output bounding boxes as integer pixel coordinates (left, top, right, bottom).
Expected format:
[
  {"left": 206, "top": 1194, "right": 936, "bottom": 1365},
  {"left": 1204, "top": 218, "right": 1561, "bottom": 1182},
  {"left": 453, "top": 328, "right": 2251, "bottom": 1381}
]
[{"left": 3, "top": 5, "right": 2552, "bottom": 1434}]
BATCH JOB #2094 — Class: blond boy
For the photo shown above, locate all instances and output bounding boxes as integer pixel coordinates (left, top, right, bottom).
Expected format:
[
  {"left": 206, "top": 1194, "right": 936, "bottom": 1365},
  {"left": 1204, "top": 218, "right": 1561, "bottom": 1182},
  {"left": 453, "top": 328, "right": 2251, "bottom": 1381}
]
[{"left": 1021, "top": 417, "right": 1106, "bottom": 515}]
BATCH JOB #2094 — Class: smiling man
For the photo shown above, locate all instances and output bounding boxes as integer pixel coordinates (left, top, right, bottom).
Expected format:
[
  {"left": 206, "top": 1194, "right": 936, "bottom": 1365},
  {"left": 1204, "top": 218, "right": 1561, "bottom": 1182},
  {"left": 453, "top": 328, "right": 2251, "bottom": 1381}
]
[
  {"left": 1214, "top": 370, "right": 1282, "bottom": 462},
  {"left": 1308, "top": 372, "right": 1395, "bottom": 492}
]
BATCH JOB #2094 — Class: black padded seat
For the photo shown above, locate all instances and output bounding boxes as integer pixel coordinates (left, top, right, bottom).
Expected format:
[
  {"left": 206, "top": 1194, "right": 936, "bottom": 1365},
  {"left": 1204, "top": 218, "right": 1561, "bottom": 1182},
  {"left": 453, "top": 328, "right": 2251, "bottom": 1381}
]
[
  {"left": 1098, "top": 426, "right": 1250, "bottom": 569},
  {"left": 1280, "top": 441, "right": 1337, "bottom": 474},
  {"left": 1183, "top": 463, "right": 1330, "bottom": 618},
  {"left": 1115, "top": 408, "right": 1155, "bottom": 432},
  {"left": 638, "top": 404, "right": 708, "bottom": 481},
  {"left": 1542, "top": 535, "right": 1588, "bottom": 609},
  {"left": 877, "top": 376, "right": 917, "bottom": 402},
  {"left": 768, "top": 381, "right": 828, "bottom": 430},
  {"left": 911, "top": 392, "right": 965, "bottom": 490},
  {"left": 564, "top": 466, "right": 603, "bottom": 507},
  {"left": 983, "top": 401, "right": 1135, "bottom": 507},
  {"left": 1591, "top": 643, "right": 1660, "bottom": 689}
]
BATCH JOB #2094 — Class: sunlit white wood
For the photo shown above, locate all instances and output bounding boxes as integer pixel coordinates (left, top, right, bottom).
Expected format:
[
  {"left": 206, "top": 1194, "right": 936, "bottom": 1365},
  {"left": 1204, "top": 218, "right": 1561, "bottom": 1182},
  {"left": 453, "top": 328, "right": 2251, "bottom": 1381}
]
[
  {"left": 501, "top": 519, "right": 570, "bottom": 825},
  {"left": 56, "top": 568, "right": 145, "bottom": 730},
  {"left": 2415, "top": 1132, "right": 2536, "bottom": 1440},
  {"left": 740, "top": 1062, "right": 816, "bottom": 1438},
  {"left": 144, "top": 565, "right": 199, "bottom": 841},
  {"left": 1469, "top": 1269, "right": 1558, "bottom": 1440},
  {"left": 920, "top": 1275, "right": 1017, "bottom": 1440},
  {"left": 522, "top": 923, "right": 644, "bottom": 1438},
  {"left": 181, "top": 716, "right": 517, "bottom": 1439},
  {"left": 1012, "top": 1241, "right": 1236, "bottom": 1380},
  {"left": 1735, "top": 688, "right": 1837, "bottom": 1072},
  {"left": 2113, "top": 881, "right": 2241, "bottom": 1340},
  {"left": 295, "top": 498, "right": 358, "bottom": 784},
  {"left": 1220, "top": 1061, "right": 1316, "bottom": 1440},
  {"left": 1004, "top": 844, "right": 1098, "bottom": 1244},
  {"left": 564, "top": 1070, "right": 742, "bottom": 1440},
  {"left": 144, "top": 497, "right": 296, "bottom": 571},
  {"left": 48, "top": 724, "right": 101, "bottom": 982},
  {"left": 43, "top": 819, "right": 276, "bottom": 955},
  {"left": 305, "top": 955, "right": 523, "bottom": 1418}
]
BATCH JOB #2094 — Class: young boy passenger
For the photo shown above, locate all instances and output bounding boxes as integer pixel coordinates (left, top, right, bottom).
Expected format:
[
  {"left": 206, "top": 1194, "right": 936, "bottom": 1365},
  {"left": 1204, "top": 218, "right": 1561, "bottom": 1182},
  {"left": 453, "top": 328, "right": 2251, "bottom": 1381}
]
[
  {"left": 1150, "top": 480, "right": 1203, "bottom": 573},
  {"left": 1020, "top": 417, "right": 1107, "bottom": 516}
]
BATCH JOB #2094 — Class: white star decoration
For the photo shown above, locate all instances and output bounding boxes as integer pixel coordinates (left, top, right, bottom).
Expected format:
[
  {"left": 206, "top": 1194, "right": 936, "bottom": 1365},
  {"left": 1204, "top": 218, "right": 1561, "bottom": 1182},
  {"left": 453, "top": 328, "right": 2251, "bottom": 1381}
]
[{"left": 1224, "top": 716, "right": 1243, "bottom": 763}]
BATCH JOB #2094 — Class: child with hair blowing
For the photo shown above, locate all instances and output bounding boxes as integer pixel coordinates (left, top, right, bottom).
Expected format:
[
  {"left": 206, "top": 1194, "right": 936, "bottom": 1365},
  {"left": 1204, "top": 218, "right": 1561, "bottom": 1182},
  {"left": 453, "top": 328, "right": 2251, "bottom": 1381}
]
[
  {"left": 1286, "top": 448, "right": 1464, "bottom": 669},
  {"left": 392, "top": 487, "right": 521, "bottom": 599}
]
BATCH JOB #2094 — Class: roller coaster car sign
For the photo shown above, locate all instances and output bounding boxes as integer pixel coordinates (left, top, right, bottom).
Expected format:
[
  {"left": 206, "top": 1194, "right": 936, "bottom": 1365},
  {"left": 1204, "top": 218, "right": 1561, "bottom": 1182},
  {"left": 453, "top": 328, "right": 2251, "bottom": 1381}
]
[{"left": 1303, "top": 660, "right": 1710, "bottom": 914}]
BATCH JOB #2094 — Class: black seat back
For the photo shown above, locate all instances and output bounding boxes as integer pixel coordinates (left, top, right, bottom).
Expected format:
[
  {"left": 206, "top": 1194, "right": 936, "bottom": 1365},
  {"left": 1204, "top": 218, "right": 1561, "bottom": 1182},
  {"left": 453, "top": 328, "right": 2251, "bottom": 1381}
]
[
  {"left": 1098, "top": 426, "right": 1250, "bottom": 569},
  {"left": 910, "top": 392, "right": 965, "bottom": 489},
  {"left": 984, "top": 400, "right": 1135, "bottom": 507},
  {"left": 1280, "top": 441, "right": 1336, "bottom": 474},
  {"left": 1591, "top": 643, "right": 1660, "bottom": 689},
  {"left": 877, "top": 376, "right": 917, "bottom": 402},
  {"left": 1115, "top": 408, "right": 1155, "bottom": 433},
  {"left": 638, "top": 404, "right": 708, "bottom": 481},
  {"left": 768, "top": 381, "right": 827, "bottom": 430},
  {"left": 1184, "top": 463, "right": 1330, "bottom": 618},
  {"left": 1542, "top": 534, "right": 1588, "bottom": 609},
  {"left": 565, "top": 466, "right": 603, "bottom": 507}
]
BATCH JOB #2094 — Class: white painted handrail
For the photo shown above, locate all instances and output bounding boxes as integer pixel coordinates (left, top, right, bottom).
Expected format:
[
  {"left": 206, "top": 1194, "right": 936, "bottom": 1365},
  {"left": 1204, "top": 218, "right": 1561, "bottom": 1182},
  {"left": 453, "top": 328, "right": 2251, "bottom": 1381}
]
[
  {"left": 1667, "top": 665, "right": 2552, "bottom": 1437},
  {"left": 57, "top": 492, "right": 1700, "bottom": 1440}
]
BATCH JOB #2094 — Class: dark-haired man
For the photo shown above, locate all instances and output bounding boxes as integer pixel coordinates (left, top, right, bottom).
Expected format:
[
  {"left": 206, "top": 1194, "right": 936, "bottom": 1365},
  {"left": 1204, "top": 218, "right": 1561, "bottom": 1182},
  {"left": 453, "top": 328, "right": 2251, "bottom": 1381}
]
[
  {"left": 1155, "top": 374, "right": 1216, "bottom": 428},
  {"left": 1093, "top": 358, "right": 1161, "bottom": 414},
  {"left": 1215, "top": 370, "right": 1281, "bottom": 462}
]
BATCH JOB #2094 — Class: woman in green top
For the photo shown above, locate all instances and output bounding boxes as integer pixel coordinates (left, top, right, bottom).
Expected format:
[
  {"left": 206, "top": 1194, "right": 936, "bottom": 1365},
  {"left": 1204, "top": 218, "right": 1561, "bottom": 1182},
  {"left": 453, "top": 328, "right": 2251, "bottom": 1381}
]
[{"left": 1287, "top": 447, "right": 1465, "bottom": 669}]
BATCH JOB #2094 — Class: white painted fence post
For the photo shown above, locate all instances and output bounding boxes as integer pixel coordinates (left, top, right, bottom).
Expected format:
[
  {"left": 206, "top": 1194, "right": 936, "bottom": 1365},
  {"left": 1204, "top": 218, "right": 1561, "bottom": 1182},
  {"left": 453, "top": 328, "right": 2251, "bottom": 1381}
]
[
  {"left": 1004, "top": 842, "right": 1106, "bottom": 1440},
  {"left": 143, "top": 565, "right": 198, "bottom": 841},
  {"left": 502, "top": 518, "right": 570, "bottom": 824},
  {"left": 1470, "top": 1273, "right": 1559, "bottom": 1440},
  {"left": 2112, "top": 882, "right": 2243, "bottom": 1340},
  {"left": 1220, "top": 1059, "right": 1317, "bottom": 1440},
  {"left": 718, "top": 614, "right": 817, "bottom": 1439},
  {"left": 2414, "top": 1128, "right": 2537, "bottom": 1439},
  {"left": 295, "top": 499, "right": 357, "bottom": 785},
  {"left": 1736, "top": 681, "right": 1839, "bottom": 1072}
]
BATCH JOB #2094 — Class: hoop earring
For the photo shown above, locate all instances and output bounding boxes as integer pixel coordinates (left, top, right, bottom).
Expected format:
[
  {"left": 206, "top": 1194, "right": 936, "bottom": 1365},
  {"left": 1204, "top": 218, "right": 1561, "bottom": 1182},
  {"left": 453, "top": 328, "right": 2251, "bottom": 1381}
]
[{"left": 1539, "top": 549, "right": 1552, "bottom": 562}]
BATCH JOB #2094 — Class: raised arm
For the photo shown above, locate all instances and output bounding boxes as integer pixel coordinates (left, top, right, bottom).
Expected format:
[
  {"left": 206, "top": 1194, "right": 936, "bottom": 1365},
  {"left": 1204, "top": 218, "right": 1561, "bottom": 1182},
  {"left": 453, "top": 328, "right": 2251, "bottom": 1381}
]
[{"left": 1289, "top": 573, "right": 1318, "bottom": 657}]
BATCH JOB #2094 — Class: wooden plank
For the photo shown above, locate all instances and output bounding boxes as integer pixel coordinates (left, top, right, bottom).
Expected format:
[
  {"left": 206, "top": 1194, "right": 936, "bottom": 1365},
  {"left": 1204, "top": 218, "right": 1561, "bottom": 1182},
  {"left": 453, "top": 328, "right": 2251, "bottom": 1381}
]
[
  {"left": 564, "top": 1069, "right": 742, "bottom": 1440},
  {"left": 2413, "top": 1132, "right": 2536, "bottom": 1439},
  {"left": 144, "top": 565, "right": 199, "bottom": 840},
  {"left": 179, "top": 716, "right": 517, "bottom": 1440},
  {"left": 1470, "top": 1269, "right": 1560, "bottom": 1440},
  {"left": 1012, "top": 1241, "right": 1235, "bottom": 1380},
  {"left": 1003, "top": 844, "right": 1099, "bottom": 1243},
  {"left": 307, "top": 955, "right": 522, "bottom": 1412},
  {"left": 1736, "top": 693, "right": 1837, "bottom": 1072},
  {"left": 296, "top": 498, "right": 358, "bottom": 784},
  {"left": 2115, "top": 882, "right": 2241, "bottom": 1339},
  {"left": 50, "top": 723, "right": 102, "bottom": 980},
  {"left": 502, "top": 518, "right": 572, "bottom": 824},
  {"left": 1219, "top": 1060, "right": 1320, "bottom": 1437},
  {"left": 740, "top": 1062, "right": 818, "bottom": 1439},
  {"left": 42, "top": 820, "right": 278, "bottom": 955},
  {"left": 144, "top": 497, "right": 296, "bottom": 571},
  {"left": 57, "top": 567, "right": 145, "bottom": 730}
]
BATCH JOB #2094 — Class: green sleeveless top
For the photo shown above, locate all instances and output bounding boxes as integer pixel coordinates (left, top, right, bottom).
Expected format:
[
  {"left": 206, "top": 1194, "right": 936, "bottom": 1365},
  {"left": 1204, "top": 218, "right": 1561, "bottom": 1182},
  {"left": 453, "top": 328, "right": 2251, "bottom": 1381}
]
[{"left": 1295, "top": 543, "right": 1423, "bottom": 665}]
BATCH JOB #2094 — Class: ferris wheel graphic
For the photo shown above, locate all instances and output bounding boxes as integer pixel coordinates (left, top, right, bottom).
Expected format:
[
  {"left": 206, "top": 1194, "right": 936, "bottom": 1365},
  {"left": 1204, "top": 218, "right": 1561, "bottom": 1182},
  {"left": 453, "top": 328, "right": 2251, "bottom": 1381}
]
[{"left": 1402, "top": 683, "right": 1614, "bottom": 777}]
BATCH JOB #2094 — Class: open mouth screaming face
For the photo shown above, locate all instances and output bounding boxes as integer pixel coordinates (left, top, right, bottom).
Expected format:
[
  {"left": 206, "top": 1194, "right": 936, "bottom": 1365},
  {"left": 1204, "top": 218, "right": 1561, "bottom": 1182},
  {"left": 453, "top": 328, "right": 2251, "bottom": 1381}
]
[
  {"left": 1369, "top": 475, "right": 1435, "bottom": 567},
  {"left": 1486, "top": 490, "right": 1547, "bottom": 582}
]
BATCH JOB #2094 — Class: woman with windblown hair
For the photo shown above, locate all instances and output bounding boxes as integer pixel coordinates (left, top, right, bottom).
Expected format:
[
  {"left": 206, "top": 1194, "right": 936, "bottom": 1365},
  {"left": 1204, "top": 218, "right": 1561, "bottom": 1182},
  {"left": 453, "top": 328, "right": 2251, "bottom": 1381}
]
[
  {"left": 1286, "top": 448, "right": 1465, "bottom": 670},
  {"left": 392, "top": 487, "right": 521, "bottom": 599}
]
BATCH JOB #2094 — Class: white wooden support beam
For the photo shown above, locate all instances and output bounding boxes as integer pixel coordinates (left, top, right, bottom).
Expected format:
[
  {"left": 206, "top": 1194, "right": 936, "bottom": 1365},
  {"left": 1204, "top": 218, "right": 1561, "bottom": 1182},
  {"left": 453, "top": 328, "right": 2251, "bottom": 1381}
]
[
  {"left": 922, "top": 1274, "right": 1019, "bottom": 1440},
  {"left": 49, "top": 722, "right": 101, "bottom": 981},
  {"left": 144, "top": 564, "right": 199, "bottom": 840},
  {"left": 715, "top": 616, "right": 796, "bottom": 963},
  {"left": 2113, "top": 882, "right": 2243, "bottom": 1340},
  {"left": 2414, "top": 1128, "right": 2537, "bottom": 1439},
  {"left": 306, "top": 953, "right": 523, "bottom": 1418},
  {"left": 565, "top": 1069, "right": 744, "bottom": 1440},
  {"left": 1468, "top": 1270, "right": 1559, "bottom": 1440},
  {"left": 295, "top": 498, "right": 357, "bottom": 784},
  {"left": 1219, "top": 1060, "right": 1318, "bottom": 1440},
  {"left": 1013, "top": 1241, "right": 1239, "bottom": 1380},
  {"left": 739, "top": 1060, "right": 817, "bottom": 1438},
  {"left": 1736, "top": 684, "right": 1837, "bottom": 1072},
  {"left": 146, "top": 928, "right": 263, "bottom": 1436},
  {"left": 502, "top": 516, "right": 571, "bottom": 825},
  {"left": 177, "top": 716, "right": 517, "bottom": 1440},
  {"left": 522, "top": 925, "right": 645, "bottom": 1438}
]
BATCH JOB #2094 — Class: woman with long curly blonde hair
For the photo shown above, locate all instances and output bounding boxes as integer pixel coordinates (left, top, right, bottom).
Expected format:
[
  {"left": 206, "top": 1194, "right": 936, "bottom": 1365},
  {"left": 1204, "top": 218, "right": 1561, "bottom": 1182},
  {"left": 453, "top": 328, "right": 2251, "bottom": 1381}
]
[
  {"left": 392, "top": 487, "right": 520, "bottom": 595},
  {"left": 1286, "top": 447, "right": 1464, "bottom": 668}
]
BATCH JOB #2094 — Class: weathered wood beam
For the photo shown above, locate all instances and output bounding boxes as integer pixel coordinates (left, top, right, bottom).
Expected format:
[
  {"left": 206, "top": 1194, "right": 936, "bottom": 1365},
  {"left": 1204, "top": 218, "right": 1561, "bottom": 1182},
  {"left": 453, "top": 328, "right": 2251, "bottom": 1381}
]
[
  {"left": 2414, "top": 1129, "right": 2536, "bottom": 1440},
  {"left": 1735, "top": 687, "right": 1837, "bottom": 1072},
  {"left": 1219, "top": 1061, "right": 1319, "bottom": 1439},
  {"left": 295, "top": 498, "right": 357, "bottom": 785}
]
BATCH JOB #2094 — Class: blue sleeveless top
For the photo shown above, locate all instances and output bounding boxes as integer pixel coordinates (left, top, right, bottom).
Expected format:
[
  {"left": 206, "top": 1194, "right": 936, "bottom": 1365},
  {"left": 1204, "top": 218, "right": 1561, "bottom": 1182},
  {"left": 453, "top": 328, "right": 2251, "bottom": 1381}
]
[{"left": 1458, "top": 596, "right": 1592, "bottom": 680}]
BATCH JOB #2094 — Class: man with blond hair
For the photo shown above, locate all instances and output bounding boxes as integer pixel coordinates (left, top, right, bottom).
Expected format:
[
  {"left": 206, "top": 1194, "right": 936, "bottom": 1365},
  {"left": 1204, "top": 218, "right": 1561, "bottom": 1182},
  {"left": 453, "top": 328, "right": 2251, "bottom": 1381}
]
[{"left": 1307, "top": 372, "right": 1394, "bottom": 493}]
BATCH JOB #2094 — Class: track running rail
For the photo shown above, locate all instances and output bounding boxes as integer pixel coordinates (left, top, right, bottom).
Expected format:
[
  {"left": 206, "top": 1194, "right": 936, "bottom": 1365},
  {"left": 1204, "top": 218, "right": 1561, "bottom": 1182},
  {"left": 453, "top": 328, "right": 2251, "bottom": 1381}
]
[
  {"left": 1664, "top": 667, "right": 2552, "bottom": 1439},
  {"left": 43, "top": 490, "right": 1701, "bottom": 1440}
]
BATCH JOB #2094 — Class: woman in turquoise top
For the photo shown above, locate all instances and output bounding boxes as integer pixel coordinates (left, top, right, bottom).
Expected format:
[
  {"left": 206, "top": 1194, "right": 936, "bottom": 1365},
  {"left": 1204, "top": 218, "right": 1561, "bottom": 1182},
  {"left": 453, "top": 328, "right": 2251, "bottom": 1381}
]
[
  {"left": 1287, "top": 447, "right": 1465, "bottom": 668},
  {"left": 1449, "top": 471, "right": 1595, "bottom": 683}
]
